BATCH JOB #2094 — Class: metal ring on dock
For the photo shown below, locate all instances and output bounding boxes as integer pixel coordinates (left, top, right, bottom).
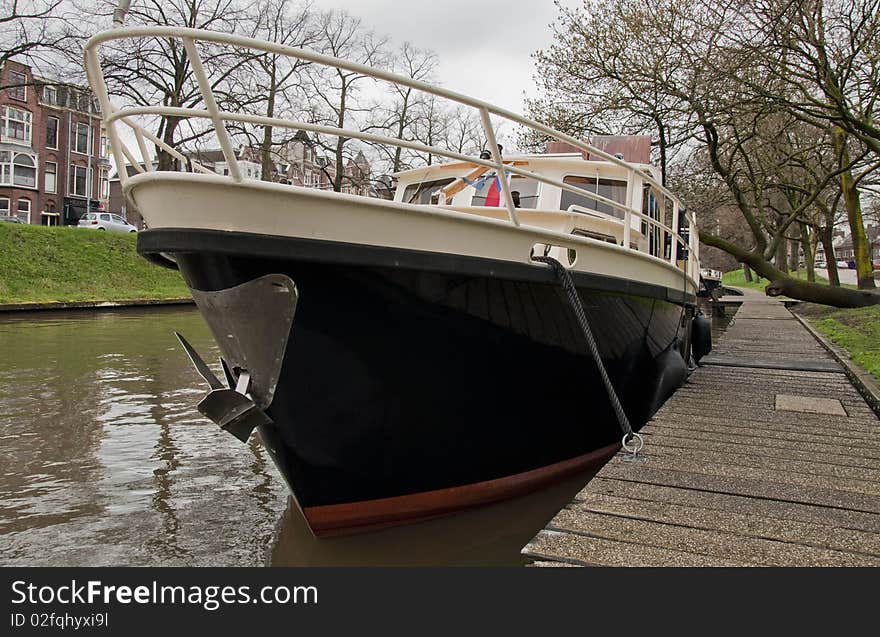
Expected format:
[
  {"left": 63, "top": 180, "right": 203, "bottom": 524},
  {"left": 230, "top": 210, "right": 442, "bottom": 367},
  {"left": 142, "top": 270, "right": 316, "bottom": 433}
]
[{"left": 621, "top": 432, "right": 644, "bottom": 455}]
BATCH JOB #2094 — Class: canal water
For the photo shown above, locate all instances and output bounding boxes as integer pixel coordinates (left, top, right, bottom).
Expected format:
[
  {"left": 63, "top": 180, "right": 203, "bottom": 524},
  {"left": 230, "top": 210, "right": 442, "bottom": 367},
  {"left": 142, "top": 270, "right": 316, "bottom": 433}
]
[{"left": 0, "top": 304, "right": 731, "bottom": 566}]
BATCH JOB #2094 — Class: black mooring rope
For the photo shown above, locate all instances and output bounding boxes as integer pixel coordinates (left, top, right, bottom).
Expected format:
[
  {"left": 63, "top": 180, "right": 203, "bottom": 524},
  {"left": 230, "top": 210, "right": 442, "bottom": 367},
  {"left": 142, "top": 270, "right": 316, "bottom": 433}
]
[{"left": 532, "top": 256, "right": 633, "bottom": 438}]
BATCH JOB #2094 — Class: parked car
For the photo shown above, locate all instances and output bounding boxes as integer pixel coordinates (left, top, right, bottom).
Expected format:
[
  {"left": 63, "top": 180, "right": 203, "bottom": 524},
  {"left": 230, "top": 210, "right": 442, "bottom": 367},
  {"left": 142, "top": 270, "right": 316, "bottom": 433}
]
[
  {"left": 0, "top": 215, "right": 25, "bottom": 224},
  {"left": 815, "top": 260, "right": 826, "bottom": 269},
  {"left": 846, "top": 260, "right": 856, "bottom": 269},
  {"left": 835, "top": 260, "right": 849, "bottom": 269},
  {"left": 874, "top": 260, "right": 880, "bottom": 271},
  {"left": 78, "top": 212, "right": 137, "bottom": 233}
]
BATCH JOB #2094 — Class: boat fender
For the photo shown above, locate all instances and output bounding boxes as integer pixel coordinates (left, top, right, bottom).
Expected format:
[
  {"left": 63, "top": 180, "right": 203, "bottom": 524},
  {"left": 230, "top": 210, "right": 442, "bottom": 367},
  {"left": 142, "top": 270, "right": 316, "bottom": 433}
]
[
  {"left": 691, "top": 314, "right": 712, "bottom": 363},
  {"left": 647, "top": 343, "right": 688, "bottom": 417}
]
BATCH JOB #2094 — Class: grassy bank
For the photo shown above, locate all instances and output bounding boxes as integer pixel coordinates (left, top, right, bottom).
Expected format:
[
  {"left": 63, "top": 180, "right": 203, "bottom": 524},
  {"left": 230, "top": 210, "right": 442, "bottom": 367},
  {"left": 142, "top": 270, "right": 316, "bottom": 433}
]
[
  {"left": 721, "top": 268, "right": 768, "bottom": 292},
  {"left": 793, "top": 303, "right": 880, "bottom": 383},
  {"left": 0, "top": 223, "right": 189, "bottom": 304},
  {"left": 721, "top": 267, "right": 856, "bottom": 291}
]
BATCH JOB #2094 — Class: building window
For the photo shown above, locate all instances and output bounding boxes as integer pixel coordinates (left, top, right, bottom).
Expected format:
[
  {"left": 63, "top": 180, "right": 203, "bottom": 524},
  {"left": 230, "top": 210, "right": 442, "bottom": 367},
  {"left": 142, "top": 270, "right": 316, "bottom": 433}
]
[
  {"left": 43, "top": 85, "right": 57, "bottom": 105},
  {"left": 2, "top": 106, "right": 32, "bottom": 144},
  {"left": 42, "top": 201, "right": 59, "bottom": 226},
  {"left": 100, "top": 135, "right": 109, "bottom": 158},
  {"left": 70, "top": 122, "right": 91, "bottom": 154},
  {"left": 46, "top": 116, "right": 59, "bottom": 149},
  {"left": 16, "top": 198, "right": 31, "bottom": 224},
  {"left": 7, "top": 71, "right": 26, "bottom": 101},
  {"left": 12, "top": 154, "right": 36, "bottom": 187},
  {"left": 99, "top": 168, "right": 109, "bottom": 199},
  {"left": 0, "top": 150, "right": 38, "bottom": 187},
  {"left": 0, "top": 197, "right": 8, "bottom": 217},
  {"left": 70, "top": 165, "right": 88, "bottom": 197},
  {"left": 45, "top": 161, "right": 57, "bottom": 193}
]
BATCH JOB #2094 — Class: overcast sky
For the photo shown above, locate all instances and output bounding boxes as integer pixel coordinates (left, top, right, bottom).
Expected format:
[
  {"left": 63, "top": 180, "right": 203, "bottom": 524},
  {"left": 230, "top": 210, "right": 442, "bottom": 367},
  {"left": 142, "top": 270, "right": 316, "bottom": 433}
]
[{"left": 312, "top": 0, "right": 576, "bottom": 116}]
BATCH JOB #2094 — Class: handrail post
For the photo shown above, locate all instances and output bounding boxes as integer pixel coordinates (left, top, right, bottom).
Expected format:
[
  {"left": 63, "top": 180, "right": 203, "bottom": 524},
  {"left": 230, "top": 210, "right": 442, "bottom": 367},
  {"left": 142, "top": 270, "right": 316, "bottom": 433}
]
[
  {"left": 182, "top": 37, "right": 242, "bottom": 182},
  {"left": 623, "top": 169, "right": 634, "bottom": 249},
  {"left": 478, "top": 107, "right": 519, "bottom": 227},
  {"left": 132, "top": 126, "right": 153, "bottom": 171},
  {"left": 670, "top": 200, "right": 680, "bottom": 266}
]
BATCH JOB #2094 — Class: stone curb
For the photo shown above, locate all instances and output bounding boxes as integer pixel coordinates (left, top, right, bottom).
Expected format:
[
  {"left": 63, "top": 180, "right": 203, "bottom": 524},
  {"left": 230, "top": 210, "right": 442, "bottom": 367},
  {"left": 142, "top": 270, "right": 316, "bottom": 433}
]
[
  {"left": 0, "top": 298, "right": 195, "bottom": 313},
  {"left": 792, "top": 311, "right": 880, "bottom": 419}
]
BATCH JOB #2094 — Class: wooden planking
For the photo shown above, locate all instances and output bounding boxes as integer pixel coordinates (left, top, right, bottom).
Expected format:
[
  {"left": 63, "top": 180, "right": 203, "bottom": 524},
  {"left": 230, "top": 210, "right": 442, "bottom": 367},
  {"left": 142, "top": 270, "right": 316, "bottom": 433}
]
[{"left": 523, "top": 287, "right": 880, "bottom": 566}]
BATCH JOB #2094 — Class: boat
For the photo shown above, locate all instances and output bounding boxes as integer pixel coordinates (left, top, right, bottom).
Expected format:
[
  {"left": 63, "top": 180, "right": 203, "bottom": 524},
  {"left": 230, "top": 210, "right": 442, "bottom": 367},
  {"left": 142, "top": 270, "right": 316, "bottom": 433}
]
[
  {"left": 84, "top": 25, "right": 702, "bottom": 536},
  {"left": 699, "top": 267, "right": 724, "bottom": 298}
]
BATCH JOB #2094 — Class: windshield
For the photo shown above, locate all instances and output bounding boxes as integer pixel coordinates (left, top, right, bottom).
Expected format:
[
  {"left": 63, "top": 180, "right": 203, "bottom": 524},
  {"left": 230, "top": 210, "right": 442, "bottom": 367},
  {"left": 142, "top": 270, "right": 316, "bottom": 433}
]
[
  {"left": 560, "top": 175, "right": 627, "bottom": 219},
  {"left": 471, "top": 174, "right": 539, "bottom": 209},
  {"left": 401, "top": 178, "right": 456, "bottom": 205}
]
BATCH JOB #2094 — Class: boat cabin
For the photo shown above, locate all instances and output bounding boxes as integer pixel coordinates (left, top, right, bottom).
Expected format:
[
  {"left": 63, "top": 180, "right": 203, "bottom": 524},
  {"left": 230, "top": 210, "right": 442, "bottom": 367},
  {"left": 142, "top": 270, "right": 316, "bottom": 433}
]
[{"left": 393, "top": 153, "right": 673, "bottom": 261}]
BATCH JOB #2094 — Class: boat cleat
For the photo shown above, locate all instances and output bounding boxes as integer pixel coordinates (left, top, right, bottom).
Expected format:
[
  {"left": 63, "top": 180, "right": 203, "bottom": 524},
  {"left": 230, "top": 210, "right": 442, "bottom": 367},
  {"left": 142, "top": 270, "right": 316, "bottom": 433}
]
[{"left": 175, "top": 332, "right": 272, "bottom": 443}]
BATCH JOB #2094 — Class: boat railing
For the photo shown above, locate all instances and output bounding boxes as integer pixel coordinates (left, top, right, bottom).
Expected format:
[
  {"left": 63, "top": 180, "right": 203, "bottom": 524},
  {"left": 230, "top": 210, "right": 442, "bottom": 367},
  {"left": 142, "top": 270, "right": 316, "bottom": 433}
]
[{"left": 84, "top": 26, "right": 700, "bottom": 285}]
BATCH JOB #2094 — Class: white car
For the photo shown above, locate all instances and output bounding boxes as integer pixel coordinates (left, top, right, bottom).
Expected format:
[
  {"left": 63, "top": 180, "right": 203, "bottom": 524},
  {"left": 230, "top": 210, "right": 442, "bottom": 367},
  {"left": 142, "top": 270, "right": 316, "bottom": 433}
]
[{"left": 78, "top": 212, "right": 137, "bottom": 233}]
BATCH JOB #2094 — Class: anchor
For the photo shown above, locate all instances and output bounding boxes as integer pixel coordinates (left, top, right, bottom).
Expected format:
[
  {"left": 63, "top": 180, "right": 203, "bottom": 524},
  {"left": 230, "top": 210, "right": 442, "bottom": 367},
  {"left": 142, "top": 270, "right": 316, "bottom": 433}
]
[
  {"left": 175, "top": 332, "right": 272, "bottom": 442},
  {"left": 173, "top": 273, "right": 298, "bottom": 443}
]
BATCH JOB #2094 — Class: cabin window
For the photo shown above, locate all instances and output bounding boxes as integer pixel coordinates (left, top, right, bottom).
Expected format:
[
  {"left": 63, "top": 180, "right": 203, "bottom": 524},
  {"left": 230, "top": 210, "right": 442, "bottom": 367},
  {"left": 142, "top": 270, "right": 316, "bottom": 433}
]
[
  {"left": 642, "top": 185, "right": 662, "bottom": 257},
  {"left": 401, "top": 177, "right": 455, "bottom": 204},
  {"left": 471, "top": 174, "right": 540, "bottom": 208},
  {"left": 560, "top": 175, "right": 627, "bottom": 219}
]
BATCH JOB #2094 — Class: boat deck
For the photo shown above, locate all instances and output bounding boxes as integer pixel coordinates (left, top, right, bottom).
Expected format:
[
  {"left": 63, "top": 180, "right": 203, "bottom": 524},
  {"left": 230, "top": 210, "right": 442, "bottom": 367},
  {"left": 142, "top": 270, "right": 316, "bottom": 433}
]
[{"left": 521, "top": 288, "right": 880, "bottom": 566}]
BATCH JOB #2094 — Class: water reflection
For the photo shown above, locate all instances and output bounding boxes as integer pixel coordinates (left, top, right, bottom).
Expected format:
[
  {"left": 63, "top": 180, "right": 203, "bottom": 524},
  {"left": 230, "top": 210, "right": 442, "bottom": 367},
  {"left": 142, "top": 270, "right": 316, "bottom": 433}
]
[
  {"left": 0, "top": 307, "right": 286, "bottom": 566},
  {"left": 269, "top": 469, "right": 600, "bottom": 566}
]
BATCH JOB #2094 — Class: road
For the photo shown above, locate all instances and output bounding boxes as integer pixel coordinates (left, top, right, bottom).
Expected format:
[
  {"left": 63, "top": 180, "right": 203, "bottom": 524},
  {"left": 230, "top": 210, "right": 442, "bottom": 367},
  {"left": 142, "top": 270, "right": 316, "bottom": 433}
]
[{"left": 815, "top": 267, "right": 859, "bottom": 285}]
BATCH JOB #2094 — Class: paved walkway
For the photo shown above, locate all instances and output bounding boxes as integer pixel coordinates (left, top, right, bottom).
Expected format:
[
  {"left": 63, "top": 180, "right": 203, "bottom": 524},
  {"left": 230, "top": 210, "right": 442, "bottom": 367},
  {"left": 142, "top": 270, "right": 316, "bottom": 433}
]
[{"left": 522, "top": 288, "right": 880, "bottom": 566}]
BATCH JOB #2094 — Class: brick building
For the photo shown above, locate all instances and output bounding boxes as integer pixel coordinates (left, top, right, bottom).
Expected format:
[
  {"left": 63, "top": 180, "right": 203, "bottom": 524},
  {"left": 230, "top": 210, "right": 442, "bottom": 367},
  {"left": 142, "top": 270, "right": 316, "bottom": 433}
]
[{"left": 1, "top": 60, "right": 110, "bottom": 225}]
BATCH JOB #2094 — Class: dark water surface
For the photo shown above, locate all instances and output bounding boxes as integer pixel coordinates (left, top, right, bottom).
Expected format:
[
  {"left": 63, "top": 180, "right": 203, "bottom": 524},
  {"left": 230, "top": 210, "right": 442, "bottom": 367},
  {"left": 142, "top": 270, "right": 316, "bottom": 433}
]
[
  {"left": 0, "top": 307, "right": 599, "bottom": 566},
  {"left": 0, "top": 307, "right": 287, "bottom": 566},
  {"left": 1, "top": 304, "right": 731, "bottom": 566}
]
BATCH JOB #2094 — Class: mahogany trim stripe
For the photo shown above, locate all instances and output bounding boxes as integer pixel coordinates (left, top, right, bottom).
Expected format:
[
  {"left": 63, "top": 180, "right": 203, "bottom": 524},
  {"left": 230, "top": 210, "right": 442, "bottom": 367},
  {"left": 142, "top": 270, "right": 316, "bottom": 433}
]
[{"left": 304, "top": 443, "right": 620, "bottom": 537}]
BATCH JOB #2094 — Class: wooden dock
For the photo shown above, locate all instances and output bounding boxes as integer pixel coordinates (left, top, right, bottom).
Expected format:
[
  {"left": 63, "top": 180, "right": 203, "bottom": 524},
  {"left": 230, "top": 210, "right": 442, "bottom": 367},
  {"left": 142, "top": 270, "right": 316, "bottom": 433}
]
[{"left": 522, "top": 288, "right": 880, "bottom": 566}]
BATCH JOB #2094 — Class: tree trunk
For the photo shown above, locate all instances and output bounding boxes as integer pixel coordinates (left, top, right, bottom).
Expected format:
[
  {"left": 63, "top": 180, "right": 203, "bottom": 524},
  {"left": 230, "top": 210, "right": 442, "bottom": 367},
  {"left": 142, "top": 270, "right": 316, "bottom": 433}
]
[
  {"left": 809, "top": 227, "right": 821, "bottom": 282},
  {"left": 775, "top": 239, "right": 788, "bottom": 275},
  {"left": 800, "top": 223, "right": 815, "bottom": 283},
  {"left": 334, "top": 86, "right": 347, "bottom": 193},
  {"left": 392, "top": 91, "right": 409, "bottom": 174},
  {"left": 821, "top": 225, "right": 840, "bottom": 287},
  {"left": 832, "top": 126, "right": 876, "bottom": 289},
  {"left": 789, "top": 239, "right": 799, "bottom": 273},
  {"left": 700, "top": 230, "right": 878, "bottom": 307},
  {"left": 742, "top": 264, "right": 753, "bottom": 282},
  {"left": 261, "top": 68, "right": 277, "bottom": 182},
  {"left": 156, "top": 116, "right": 180, "bottom": 171}
]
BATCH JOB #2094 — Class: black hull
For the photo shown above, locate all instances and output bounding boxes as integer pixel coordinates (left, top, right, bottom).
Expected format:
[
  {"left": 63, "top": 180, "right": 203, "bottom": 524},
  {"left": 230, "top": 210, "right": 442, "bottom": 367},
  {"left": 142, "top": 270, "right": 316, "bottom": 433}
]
[{"left": 140, "top": 229, "right": 693, "bottom": 530}]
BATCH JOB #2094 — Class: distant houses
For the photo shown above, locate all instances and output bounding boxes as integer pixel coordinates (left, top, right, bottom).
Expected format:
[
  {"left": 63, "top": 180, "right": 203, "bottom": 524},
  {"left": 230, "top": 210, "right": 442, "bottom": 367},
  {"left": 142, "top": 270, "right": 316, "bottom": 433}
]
[
  {"left": 812, "top": 224, "right": 880, "bottom": 266},
  {"left": 1, "top": 60, "right": 110, "bottom": 225},
  {"left": 833, "top": 224, "right": 879, "bottom": 264}
]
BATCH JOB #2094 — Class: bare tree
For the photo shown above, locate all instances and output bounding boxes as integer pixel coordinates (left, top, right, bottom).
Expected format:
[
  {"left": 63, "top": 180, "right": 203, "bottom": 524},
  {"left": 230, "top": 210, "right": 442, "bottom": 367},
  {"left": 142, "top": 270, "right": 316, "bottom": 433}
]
[
  {"left": 91, "top": 0, "right": 250, "bottom": 170},
  {"left": 236, "top": 0, "right": 316, "bottom": 181},
  {"left": 0, "top": 0, "right": 68, "bottom": 71},
  {"left": 305, "top": 10, "right": 387, "bottom": 192},
  {"left": 531, "top": 0, "right": 879, "bottom": 306},
  {"left": 370, "top": 41, "right": 437, "bottom": 173}
]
